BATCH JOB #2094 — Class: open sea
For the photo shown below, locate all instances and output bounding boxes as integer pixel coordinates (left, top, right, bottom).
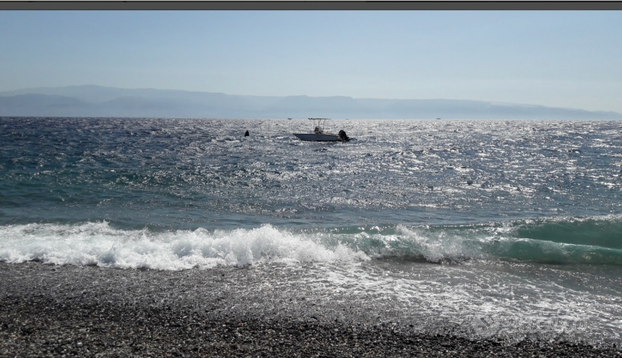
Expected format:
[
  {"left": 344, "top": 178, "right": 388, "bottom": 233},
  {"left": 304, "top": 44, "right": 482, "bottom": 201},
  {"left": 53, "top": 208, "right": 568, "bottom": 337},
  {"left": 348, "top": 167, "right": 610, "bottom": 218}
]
[{"left": 2, "top": 117, "right": 622, "bottom": 347}]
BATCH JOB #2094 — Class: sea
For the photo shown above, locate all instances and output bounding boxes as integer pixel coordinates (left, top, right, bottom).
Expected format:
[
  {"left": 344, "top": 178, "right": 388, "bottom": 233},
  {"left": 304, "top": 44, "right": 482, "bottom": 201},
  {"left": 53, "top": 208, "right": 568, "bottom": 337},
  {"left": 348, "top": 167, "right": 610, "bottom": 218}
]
[{"left": 2, "top": 117, "right": 622, "bottom": 348}]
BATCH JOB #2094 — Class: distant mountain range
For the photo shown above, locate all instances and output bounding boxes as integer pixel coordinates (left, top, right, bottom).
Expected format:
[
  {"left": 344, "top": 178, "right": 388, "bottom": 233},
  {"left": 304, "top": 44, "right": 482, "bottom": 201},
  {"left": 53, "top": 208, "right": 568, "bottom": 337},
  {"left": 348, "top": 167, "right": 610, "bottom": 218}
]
[{"left": 1, "top": 85, "right": 620, "bottom": 120}]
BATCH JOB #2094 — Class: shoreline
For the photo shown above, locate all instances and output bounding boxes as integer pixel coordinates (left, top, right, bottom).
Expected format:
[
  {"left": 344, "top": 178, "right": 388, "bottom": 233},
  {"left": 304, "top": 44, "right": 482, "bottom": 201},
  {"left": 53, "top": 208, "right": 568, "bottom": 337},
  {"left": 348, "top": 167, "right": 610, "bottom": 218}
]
[{"left": 1, "top": 262, "right": 620, "bottom": 357}]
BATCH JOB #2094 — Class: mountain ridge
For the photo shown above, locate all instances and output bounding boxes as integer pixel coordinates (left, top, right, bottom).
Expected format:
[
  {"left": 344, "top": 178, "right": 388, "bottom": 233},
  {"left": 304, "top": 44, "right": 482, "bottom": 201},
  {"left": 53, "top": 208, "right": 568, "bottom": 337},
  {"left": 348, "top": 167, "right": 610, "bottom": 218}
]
[{"left": 1, "top": 85, "right": 620, "bottom": 120}]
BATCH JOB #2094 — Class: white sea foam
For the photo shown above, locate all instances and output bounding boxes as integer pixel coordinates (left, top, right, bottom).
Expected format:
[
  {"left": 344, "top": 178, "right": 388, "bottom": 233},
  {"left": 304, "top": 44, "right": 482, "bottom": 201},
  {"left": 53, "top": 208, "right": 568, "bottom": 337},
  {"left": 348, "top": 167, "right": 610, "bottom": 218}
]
[
  {"left": 302, "top": 260, "right": 622, "bottom": 345},
  {"left": 0, "top": 222, "right": 369, "bottom": 270},
  {"left": 394, "top": 224, "right": 486, "bottom": 263}
]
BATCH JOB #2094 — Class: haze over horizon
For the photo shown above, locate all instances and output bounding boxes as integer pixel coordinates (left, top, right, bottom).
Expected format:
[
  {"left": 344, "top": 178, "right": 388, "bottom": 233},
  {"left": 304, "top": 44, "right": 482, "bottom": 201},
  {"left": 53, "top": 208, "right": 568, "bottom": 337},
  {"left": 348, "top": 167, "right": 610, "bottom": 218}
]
[{"left": 1, "top": 10, "right": 621, "bottom": 114}]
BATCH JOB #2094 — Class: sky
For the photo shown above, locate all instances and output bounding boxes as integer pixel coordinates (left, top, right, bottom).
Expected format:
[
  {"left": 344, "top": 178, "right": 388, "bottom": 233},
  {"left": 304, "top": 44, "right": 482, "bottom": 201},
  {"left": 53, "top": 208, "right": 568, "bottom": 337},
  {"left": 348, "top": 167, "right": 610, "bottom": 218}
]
[{"left": 1, "top": 10, "right": 621, "bottom": 113}]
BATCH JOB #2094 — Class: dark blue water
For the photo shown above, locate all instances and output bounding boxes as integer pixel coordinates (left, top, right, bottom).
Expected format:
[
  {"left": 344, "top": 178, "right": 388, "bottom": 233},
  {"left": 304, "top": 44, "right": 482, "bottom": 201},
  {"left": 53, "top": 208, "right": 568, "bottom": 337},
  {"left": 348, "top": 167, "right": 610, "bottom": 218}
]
[{"left": 2, "top": 117, "right": 622, "bottom": 346}]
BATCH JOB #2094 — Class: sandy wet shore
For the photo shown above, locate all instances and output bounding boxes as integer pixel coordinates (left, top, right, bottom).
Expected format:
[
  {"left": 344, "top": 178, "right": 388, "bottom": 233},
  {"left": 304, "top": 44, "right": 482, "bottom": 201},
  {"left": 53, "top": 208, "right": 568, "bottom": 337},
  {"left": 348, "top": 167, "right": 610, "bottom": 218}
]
[{"left": 1, "top": 262, "right": 620, "bottom": 357}]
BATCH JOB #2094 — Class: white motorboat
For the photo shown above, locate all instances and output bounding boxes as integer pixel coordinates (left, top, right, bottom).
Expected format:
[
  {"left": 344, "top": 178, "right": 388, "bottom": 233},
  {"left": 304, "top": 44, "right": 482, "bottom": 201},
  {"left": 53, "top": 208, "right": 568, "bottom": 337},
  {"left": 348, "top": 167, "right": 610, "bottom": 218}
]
[{"left": 293, "top": 118, "right": 350, "bottom": 142}]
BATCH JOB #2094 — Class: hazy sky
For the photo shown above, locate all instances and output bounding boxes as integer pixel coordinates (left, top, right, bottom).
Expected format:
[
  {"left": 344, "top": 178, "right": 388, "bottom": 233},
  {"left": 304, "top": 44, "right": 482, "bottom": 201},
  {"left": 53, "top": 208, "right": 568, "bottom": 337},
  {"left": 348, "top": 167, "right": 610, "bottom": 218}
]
[{"left": 1, "top": 10, "right": 621, "bottom": 113}]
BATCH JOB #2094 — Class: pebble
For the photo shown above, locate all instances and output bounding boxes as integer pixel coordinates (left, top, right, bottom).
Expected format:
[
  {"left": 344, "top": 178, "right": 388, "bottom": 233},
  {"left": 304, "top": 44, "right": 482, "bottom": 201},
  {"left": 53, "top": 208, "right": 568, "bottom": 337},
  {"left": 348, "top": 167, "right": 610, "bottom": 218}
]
[{"left": 1, "top": 262, "right": 620, "bottom": 357}]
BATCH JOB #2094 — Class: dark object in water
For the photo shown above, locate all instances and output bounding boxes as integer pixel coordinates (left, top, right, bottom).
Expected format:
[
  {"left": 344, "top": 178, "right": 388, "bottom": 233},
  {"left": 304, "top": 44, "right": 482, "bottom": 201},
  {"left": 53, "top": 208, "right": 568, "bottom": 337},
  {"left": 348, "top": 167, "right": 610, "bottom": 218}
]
[
  {"left": 338, "top": 130, "right": 350, "bottom": 142},
  {"left": 244, "top": 130, "right": 249, "bottom": 137}
]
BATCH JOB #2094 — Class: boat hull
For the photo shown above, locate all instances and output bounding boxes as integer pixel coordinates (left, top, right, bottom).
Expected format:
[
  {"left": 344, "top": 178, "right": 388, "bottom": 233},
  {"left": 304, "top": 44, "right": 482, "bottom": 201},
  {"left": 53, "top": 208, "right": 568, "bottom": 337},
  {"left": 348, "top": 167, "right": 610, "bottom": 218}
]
[{"left": 293, "top": 133, "right": 341, "bottom": 141}]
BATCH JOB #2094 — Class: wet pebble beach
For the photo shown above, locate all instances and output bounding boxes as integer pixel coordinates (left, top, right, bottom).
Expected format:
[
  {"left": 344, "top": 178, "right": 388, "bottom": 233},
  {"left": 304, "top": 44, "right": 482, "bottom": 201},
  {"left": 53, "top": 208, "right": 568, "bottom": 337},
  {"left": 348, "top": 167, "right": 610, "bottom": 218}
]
[{"left": 1, "top": 262, "right": 620, "bottom": 357}]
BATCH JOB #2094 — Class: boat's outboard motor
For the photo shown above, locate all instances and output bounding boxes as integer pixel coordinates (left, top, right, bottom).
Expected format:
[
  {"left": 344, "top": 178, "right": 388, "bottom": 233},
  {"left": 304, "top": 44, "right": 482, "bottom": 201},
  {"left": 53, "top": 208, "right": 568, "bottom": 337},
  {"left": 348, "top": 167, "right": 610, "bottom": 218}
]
[{"left": 338, "top": 130, "right": 350, "bottom": 142}]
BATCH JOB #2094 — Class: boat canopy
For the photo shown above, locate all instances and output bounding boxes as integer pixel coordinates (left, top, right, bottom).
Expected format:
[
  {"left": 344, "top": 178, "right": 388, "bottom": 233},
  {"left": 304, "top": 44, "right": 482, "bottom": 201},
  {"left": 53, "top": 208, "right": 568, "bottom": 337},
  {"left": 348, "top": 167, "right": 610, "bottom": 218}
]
[{"left": 308, "top": 118, "right": 330, "bottom": 133}]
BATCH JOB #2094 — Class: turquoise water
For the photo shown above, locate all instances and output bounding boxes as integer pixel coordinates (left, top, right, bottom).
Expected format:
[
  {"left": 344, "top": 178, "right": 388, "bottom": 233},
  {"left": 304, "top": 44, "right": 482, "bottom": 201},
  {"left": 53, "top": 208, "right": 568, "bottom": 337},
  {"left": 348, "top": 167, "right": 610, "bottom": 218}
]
[{"left": 2, "top": 117, "right": 622, "bottom": 346}]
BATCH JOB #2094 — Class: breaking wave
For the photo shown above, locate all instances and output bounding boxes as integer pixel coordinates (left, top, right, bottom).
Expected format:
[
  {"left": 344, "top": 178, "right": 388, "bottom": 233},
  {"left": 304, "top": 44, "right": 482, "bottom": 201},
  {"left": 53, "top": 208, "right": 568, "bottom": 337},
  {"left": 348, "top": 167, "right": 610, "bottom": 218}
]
[{"left": 2, "top": 215, "right": 622, "bottom": 270}]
